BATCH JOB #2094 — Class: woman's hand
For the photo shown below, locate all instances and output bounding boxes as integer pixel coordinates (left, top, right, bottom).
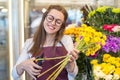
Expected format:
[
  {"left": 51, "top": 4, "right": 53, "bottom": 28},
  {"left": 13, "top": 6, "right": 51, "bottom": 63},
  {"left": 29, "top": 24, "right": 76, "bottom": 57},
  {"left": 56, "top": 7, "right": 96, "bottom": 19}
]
[
  {"left": 67, "top": 48, "right": 79, "bottom": 73},
  {"left": 69, "top": 48, "right": 79, "bottom": 62},
  {"left": 16, "top": 57, "right": 42, "bottom": 80}
]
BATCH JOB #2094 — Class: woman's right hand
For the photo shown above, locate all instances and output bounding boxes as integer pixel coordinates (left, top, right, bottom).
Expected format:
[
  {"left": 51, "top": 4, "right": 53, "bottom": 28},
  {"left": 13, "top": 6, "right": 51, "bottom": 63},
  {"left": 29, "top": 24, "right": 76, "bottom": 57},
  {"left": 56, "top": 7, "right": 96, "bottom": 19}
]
[{"left": 16, "top": 57, "right": 42, "bottom": 80}]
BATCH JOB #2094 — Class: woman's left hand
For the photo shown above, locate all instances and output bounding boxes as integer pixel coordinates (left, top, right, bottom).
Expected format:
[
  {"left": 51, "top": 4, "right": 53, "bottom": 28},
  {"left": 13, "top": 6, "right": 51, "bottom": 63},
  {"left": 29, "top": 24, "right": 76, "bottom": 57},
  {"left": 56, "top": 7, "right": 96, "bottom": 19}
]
[
  {"left": 69, "top": 48, "right": 79, "bottom": 63},
  {"left": 66, "top": 48, "right": 79, "bottom": 73}
]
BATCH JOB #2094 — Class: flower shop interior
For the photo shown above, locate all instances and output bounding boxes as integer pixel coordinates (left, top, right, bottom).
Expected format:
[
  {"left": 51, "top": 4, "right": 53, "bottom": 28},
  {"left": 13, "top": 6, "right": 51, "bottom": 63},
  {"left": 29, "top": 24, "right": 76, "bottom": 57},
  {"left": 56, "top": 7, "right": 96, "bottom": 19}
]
[{"left": 0, "top": 0, "right": 120, "bottom": 80}]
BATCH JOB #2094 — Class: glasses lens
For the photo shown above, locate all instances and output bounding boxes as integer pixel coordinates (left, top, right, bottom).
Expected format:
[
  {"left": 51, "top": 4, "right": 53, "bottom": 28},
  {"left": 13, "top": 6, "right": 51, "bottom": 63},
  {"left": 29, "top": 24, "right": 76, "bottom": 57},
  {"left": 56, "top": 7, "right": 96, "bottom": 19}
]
[
  {"left": 46, "top": 15, "right": 63, "bottom": 26},
  {"left": 56, "top": 20, "right": 62, "bottom": 26},
  {"left": 46, "top": 15, "right": 54, "bottom": 22}
]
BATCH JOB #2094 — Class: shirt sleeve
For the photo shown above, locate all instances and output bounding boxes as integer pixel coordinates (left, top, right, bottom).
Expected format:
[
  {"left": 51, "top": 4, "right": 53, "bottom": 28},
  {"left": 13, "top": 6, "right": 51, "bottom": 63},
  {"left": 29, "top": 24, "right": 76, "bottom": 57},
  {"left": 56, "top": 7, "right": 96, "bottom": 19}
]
[
  {"left": 12, "top": 38, "right": 33, "bottom": 80},
  {"left": 61, "top": 35, "right": 78, "bottom": 80}
]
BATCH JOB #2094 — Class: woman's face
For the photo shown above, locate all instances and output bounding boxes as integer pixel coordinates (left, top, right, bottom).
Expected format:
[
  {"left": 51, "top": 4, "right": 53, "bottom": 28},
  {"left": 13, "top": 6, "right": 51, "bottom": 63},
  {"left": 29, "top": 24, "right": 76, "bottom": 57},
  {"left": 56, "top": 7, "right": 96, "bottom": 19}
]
[{"left": 43, "top": 9, "right": 64, "bottom": 35}]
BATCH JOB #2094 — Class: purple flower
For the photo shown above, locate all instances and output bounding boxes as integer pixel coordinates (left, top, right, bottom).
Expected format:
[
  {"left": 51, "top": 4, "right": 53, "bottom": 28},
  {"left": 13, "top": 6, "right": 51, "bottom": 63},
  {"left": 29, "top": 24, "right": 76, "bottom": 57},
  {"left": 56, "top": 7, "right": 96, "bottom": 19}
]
[
  {"left": 79, "top": 36, "right": 83, "bottom": 40},
  {"left": 102, "top": 35, "right": 120, "bottom": 53}
]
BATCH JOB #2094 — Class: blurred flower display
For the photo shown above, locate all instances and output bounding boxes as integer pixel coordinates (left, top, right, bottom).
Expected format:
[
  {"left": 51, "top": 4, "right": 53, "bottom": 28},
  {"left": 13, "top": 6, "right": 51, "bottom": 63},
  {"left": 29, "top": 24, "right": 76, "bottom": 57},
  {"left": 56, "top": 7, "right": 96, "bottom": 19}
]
[
  {"left": 85, "top": 6, "right": 120, "bottom": 34},
  {"left": 65, "top": 5, "right": 120, "bottom": 80},
  {"left": 84, "top": 6, "right": 120, "bottom": 80},
  {"left": 91, "top": 53, "right": 120, "bottom": 80}
]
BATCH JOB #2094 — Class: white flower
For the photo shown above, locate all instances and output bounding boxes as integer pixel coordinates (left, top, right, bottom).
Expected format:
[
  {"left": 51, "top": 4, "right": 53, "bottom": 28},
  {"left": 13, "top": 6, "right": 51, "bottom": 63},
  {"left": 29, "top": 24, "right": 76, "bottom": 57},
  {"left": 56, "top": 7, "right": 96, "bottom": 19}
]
[
  {"left": 93, "top": 66, "right": 106, "bottom": 79},
  {"left": 104, "top": 74, "right": 113, "bottom": 80},
  {"left": 66, "top": 24, "right": 76, "bottom": 29},
  {"left": 112, "top": 26, "right": 120, "bottom": 32},
  {"left": 113, "top": 74, "right": 119, "bottom": 80}
]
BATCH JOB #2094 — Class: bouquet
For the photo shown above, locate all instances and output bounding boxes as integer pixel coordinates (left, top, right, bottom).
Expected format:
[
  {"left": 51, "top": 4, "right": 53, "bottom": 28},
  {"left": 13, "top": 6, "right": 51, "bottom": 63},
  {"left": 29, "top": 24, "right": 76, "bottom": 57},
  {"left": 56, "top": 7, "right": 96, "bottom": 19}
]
[
  {"left": 64, "top": 24, "right": 107, "bottom": 79},
  {"left": 75, "top": 24, "right": 106, "bottom": 56}
]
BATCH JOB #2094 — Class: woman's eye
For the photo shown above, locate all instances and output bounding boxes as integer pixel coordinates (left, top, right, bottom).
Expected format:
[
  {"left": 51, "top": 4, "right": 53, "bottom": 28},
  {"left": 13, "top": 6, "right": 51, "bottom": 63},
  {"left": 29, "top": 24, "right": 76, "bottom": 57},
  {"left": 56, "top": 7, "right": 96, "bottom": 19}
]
[{"left": 56, "top": 20, "right": 62, "bottom": 24}]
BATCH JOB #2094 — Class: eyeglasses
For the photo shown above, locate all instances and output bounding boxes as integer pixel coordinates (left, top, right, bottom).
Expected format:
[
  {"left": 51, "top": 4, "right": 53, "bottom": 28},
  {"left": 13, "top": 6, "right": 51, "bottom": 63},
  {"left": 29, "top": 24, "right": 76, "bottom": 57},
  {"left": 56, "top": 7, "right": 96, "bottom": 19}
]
[{"left": 45, "top": 15, "right": 63, "bottom": 26}]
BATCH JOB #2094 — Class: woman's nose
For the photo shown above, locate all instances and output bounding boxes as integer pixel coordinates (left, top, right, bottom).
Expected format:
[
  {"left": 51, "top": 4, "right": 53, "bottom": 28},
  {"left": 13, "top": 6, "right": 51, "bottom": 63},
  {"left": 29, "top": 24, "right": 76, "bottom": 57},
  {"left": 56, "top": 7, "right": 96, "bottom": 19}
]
[{"left": 51, "top": 19, "right": 56, "bottom": 25}]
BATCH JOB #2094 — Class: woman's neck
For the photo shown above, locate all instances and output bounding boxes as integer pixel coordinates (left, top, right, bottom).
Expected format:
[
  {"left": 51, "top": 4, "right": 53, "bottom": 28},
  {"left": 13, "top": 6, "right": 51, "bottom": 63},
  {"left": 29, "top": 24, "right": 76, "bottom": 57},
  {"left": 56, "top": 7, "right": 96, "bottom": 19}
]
[{"left": 44, "top": 34, "right": 55, "bottom": 47}]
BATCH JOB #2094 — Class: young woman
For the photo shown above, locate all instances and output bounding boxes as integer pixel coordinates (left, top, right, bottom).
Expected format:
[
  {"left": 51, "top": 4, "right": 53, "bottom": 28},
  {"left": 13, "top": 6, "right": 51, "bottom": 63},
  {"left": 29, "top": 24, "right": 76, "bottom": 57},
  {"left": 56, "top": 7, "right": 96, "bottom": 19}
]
[{"left": 12, "top": 5, "right": 79, "bottom": 80}]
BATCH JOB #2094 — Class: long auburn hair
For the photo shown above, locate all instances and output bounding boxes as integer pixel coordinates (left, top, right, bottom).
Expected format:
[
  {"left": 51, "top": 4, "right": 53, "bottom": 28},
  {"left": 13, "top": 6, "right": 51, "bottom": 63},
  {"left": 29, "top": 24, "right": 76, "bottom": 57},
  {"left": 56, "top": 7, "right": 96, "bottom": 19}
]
[{"left": 29, "top": 5, "right": 68, "bottom": 56}]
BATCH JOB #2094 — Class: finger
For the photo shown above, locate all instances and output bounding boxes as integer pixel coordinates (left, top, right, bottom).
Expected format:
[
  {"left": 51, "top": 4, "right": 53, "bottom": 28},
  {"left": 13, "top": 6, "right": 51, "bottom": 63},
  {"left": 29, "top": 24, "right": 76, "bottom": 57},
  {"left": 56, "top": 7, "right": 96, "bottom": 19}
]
[
  {"left": 29, "top": 65, "right": 41, "bottom": 73},
  {"left": 73, "top": 42, "right": 77, "bottom": 47},
  {"left": 28, "top": 69, "right": 40, "bottom": 78},
  {"left": 30, "top": 64, "right": 42, "bottom": 74},
  {"left": 30, "top": 57, "right": 36, "bottom": 61},
  {"left": 68, "top": 54, "right": 75, "bottom": 63},
  {"left": 71, "top": 51, "right": 78, "bottom": 60},
  {"left": 30, "top": 74, "right": 37, "bottom": 80},
  {"left": 31, "top": 71, "right": 40, "bottom": 76},
  {"left": 73, "top": 48, "right": 79, "bottom": 54},
  {"left": 27, "top": 70, "right": 37, "bottom": 80},
  {"left": 69, "top": 57, "right": 74, "bottom": 63},
  {"left": 32, "top": 62, "right": 42, "bottom": 69},
  {"left": 32, "top": 68, "right": 41, "bottom": 74}
]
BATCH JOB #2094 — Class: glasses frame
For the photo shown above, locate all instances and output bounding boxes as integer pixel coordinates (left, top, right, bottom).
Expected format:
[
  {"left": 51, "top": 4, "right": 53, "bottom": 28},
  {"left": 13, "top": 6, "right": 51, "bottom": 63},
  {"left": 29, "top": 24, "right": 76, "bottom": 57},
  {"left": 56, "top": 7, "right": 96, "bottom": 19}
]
[{"left": 45, "top": 15, "right": 63, "bottom": 27}]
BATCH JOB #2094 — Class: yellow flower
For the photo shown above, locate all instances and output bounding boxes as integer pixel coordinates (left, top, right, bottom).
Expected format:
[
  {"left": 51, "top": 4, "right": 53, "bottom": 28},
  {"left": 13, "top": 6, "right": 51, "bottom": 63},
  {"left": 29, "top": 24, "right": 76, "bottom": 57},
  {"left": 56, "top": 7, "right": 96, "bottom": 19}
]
[
  {"left": 81, "top": 24, "right": 88, "bottom": 27},
  {"left": 115, "top": 62, "right": 120, "bottom": 68},
  {"left": 91, "top": 59, "right": 98, "bottom": 65},
  {"left": 84, "top": 37, "right": 90, "bottom": 43},
  {"left": 100, "top": 63, "right": 115, "bottom": 75},
  {"left": 96, "top": 6, "right": 109, "bottom": 13},
  {"left": 107, "top": 57, "right": 116, "bottom": 64},
  {"left": 112, "top": 8, "right": 120, "bottom": 13},
  {"left": 114, "top": 68, "right": 120, "bottom": 77},
  {"left": 88, "top": 10, "right": 96, "bottom": 18},
  {"left": 103, "top": 53, "right": 111, "bottom": 62}
]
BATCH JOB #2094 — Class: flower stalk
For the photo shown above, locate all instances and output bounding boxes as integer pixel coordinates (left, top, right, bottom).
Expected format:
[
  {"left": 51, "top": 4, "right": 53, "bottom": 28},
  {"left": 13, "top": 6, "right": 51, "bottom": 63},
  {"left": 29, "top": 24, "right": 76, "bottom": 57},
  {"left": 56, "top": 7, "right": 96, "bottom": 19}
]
[{"left": 36, "top": 55, "right": 70, "bottom": 80}]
